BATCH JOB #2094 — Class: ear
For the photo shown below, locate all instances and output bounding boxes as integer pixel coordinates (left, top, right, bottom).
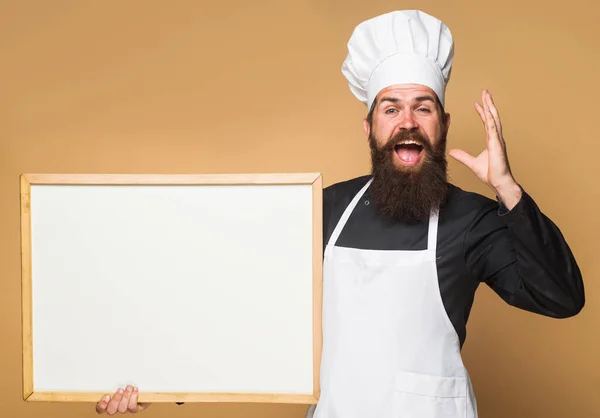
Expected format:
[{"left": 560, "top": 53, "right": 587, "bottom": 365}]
[
  {"left": 444, "top": 112, "right": 451, "bottom": 134},
  {"left": 363, "top": 117, "right": 371, "bottom": 137}
]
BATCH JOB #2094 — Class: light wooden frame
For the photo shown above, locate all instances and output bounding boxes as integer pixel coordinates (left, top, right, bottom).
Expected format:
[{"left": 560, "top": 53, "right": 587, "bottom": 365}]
[{"left": 20, "top": 173, "right": 323, "bottom": 404}]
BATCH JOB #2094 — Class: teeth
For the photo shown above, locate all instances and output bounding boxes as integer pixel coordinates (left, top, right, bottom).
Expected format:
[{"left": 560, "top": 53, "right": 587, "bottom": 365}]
[{"left": 398, "top": 140, "right": 420, "bottom": 145}]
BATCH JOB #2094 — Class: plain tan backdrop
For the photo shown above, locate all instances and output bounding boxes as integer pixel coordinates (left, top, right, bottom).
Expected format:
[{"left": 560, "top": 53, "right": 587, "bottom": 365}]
[{"left": 2, "top": 1, "right": 598, "bottom": 417}]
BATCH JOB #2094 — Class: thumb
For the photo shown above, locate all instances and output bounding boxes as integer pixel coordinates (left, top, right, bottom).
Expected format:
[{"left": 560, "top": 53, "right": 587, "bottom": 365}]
[{"left": 449, "top": 149, "right": 476, "bottom": 170}]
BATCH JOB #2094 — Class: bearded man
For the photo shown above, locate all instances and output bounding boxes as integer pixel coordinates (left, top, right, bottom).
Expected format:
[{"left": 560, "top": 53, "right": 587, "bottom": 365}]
[{"left": 308, "top": 9, "right": 584, "bottom": 418}]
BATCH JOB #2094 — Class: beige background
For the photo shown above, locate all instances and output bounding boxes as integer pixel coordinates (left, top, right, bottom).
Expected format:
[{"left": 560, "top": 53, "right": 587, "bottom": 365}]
[{"left": 2, "top": 1, "right": 598, "bottom": 417}]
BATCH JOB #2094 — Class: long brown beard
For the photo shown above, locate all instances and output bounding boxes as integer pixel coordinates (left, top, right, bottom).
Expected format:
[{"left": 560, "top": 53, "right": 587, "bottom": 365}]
[{"left": 369, "top": 128, "right": 449, "bottom": 223}]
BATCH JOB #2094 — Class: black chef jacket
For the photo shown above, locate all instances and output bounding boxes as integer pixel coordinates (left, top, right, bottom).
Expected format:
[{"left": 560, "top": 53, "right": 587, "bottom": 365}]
[{"left": 322, "top": 175, "right": 585, "bottom": 348}]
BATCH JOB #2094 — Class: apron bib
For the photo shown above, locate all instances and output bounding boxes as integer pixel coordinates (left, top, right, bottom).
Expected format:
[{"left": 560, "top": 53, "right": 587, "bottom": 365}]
[{"left": 308, "top": 178, "right": 478, "bottom": 418}]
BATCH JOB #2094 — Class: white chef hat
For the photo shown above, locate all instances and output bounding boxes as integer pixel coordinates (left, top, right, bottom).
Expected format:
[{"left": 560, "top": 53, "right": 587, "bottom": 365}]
[{"left": 341, "top": 10, "right": 454, "bottom": 110}]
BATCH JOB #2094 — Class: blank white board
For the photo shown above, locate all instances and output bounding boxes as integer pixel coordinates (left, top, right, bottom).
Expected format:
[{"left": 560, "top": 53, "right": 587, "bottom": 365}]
[{"left": 20, "top": 173, "right": 323, "bottom": 403}]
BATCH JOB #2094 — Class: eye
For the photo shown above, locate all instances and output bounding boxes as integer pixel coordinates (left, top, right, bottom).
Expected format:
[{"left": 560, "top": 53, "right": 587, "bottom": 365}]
[
  {"left": 417, "top": 107, "right": 431, "bottom": 113},
  {"left": 385, "top": 108, "right": 397, "bottom": 114}
]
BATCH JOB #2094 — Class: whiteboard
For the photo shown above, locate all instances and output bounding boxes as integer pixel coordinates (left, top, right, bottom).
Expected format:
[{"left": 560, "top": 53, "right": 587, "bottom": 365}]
[{"left": 20, "top": 173, "right": 323, "bottom": 404}]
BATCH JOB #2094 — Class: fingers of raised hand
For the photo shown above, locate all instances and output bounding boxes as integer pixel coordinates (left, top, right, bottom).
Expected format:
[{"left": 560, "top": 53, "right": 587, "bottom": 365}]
[
  {"left": 485, "top": 104, "right": 498, "bottom": 142},
  {"left": 474, "top": 101, "right": 486, "bottom": 125},
  {"left": 482, "top": 91, "right": 503, "bottom": 138},
  {"left": 474, "top": 100, "right": 496, "bottom": 142}
]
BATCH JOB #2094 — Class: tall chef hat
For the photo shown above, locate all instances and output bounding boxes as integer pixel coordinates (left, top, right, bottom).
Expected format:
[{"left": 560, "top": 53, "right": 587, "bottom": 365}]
[{"left": 341, "top": 10, "right": 454, "bottom": 110}]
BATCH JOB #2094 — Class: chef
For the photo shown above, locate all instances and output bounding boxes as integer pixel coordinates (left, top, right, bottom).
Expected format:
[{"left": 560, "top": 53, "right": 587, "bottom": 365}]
[
  {"left": 94, "top": 9, "right": 585, "bottom": 418},
  {"left": 306, "top": 8, "right": 585, "bottom": 418}
]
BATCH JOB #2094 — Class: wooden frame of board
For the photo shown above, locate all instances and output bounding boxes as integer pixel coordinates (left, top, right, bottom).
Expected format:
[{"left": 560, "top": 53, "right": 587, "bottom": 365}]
[{"left": 20, "top": 173, "right": 323, "bottom": 403}]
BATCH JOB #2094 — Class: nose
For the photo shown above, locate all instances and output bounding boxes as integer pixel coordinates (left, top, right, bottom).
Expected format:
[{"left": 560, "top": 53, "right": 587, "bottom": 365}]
[{"left": 398, "top": 110, "right": 418, "bottom": 130}]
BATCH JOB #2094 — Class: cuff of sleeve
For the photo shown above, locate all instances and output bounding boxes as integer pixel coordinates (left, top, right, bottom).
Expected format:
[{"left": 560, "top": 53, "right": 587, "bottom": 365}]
[
  {"left": 497, "top": 199, "right": 510, "bottom": 216},
  {"left": 496, "top": 185, "right": 529, "bottom": 220}
]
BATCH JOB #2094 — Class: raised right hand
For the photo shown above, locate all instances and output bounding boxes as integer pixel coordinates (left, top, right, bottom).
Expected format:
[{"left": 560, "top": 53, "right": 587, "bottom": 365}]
[{"left": 95, "top": 385, "right": 152, "bottom": 415}]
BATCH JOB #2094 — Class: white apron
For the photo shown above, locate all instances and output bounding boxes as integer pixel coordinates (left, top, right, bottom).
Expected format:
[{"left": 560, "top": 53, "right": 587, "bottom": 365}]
[{"left": 308, "top": 178, "right": 478, "bottom": 418}]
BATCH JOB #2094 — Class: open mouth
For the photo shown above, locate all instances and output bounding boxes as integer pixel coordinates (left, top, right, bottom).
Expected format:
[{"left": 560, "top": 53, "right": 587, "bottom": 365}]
[{"left": 393, "top": 140, "right": 425, "bottom": 167}]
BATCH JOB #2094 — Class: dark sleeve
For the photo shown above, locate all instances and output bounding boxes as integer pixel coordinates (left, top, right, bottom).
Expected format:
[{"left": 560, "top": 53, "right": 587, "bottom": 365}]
[{"left": 463, "top": 187, "right": 585, "bottom": 318}]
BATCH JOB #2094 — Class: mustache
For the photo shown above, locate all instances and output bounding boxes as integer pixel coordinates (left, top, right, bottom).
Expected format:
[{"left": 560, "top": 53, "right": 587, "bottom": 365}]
[{"left": 381, "top": 130, "right": 433, "bottom": 153}]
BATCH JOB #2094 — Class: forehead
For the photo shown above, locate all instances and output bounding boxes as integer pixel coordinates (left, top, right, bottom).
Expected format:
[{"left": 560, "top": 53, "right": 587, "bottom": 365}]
[{"left": 375, "top": 84, "right": 437, "bottom": 104}]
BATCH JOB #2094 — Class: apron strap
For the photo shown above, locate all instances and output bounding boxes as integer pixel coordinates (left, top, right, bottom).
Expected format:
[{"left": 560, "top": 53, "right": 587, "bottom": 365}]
[
  {"left": 326, "top": 178, "right": 373, "bottom": 247},
  {"left": 427, "top": 209, "right": 439, "bottom": 251}
]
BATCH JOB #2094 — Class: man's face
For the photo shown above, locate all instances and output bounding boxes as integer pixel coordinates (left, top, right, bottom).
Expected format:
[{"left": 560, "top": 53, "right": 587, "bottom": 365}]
[
  {"left": 363, "top": 84, "right": 451, "bottom": 223},
  {"left": 364, "top": 84, "right": 448, "bottom": 170}
]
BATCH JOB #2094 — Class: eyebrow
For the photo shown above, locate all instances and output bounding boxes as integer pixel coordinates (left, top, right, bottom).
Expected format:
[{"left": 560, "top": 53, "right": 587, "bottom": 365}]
[
  {"left": 378, "top": 95, "right": 436, "bottom": 106},
  {"left": 414, "top": 95, "right": 436, "bottom": 104}
]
